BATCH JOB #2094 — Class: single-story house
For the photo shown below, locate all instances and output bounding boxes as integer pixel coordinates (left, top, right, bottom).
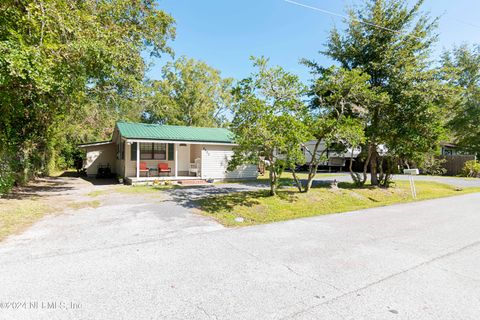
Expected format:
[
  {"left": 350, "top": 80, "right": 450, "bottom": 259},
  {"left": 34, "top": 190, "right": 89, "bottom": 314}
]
[
  {"left": 78, "top": 121, "right": 258, "bottom": 184},
  {"left": 300, "top": 140, "right": 362, "bottom": 168},
  {"left": 439, "top": 142, "right": 471, "bottom": 156}
]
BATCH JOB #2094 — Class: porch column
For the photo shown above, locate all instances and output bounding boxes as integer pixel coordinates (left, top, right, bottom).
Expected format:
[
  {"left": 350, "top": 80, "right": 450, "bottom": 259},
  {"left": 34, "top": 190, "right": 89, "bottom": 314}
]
[
  {"left": 136, "top": 142, "right": 140, "bottom": 178},
  {"left": 174, "top": 143, "right": 178, "bottom": 178}
]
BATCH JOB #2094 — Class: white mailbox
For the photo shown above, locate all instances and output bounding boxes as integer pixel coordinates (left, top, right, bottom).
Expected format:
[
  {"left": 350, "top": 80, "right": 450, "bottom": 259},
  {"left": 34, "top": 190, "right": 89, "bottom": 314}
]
[{"left": 403, "top": 169, "right": 419, "bottom": 175}]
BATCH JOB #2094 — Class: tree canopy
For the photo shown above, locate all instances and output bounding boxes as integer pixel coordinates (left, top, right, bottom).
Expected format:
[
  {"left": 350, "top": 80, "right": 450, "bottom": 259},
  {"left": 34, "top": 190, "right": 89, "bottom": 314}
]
[
  {"left": 0, "top": 0, "right": 175, "bottom": 191},
  {"left": 143, "top": 56, "right": 233, "bottom": 127},
  {"left": 1, "top": 0, "right": 478, "bottom": 196},
  {"left": 302, "top": 66, "right": 372, "bottom": 189},
  {"left": 229, "top": 57, "right": 310, "bottom": 195},
  {"left": 442, "top": 45, "right": 480, "bottom": 155},
  {"left": 320, "top": 0, "right": 445, "bottom": 186}
]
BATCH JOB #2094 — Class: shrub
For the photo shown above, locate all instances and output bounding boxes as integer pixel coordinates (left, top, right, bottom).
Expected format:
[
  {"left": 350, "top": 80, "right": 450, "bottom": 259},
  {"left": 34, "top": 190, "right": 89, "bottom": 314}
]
[
  {"left": 462, "top": 160, "right": 480, "bottom": 178},
  {"left": 421, "top": 155, "right": 447, "bottom": 176},
  {"left": 0, "top": 158, "right": 15, "bottom": 195}
]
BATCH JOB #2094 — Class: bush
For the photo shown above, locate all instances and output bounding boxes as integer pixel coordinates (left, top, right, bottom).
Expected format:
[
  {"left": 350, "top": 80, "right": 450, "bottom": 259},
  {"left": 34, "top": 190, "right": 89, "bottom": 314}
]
[
  {"left": 0, "top": 158, "right": 15, "bottom": 195},
  {"left": 421, "top": 155, "right": 447, "bottom": 176},
  {"left": 462, "top": 160, "right": 480, "bottom": 178}
]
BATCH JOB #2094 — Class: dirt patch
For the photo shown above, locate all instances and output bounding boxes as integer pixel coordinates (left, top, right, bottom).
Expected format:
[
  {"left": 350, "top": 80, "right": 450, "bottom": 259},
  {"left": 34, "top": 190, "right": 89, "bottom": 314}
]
[{"left": 0, "top": 174, "right": 113, "bottom": 241}]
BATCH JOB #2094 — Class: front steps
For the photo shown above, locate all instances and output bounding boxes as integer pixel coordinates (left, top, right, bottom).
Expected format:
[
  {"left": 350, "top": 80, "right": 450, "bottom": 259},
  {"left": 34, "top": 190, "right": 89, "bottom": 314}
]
[{"left": 177, "top": 179, "right": 209, "bottom": 186}]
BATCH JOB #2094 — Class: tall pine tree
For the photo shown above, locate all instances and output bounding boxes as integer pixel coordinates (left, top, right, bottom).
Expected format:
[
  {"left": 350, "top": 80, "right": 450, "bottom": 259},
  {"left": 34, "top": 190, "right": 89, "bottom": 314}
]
[{"left": 320, "top": 0, "right": 445, "bottom": 186}]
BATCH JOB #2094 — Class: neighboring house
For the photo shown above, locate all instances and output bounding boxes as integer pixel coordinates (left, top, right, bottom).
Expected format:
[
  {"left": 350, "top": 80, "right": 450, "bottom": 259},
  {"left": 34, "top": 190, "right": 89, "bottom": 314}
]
[
  {"left": 300, "top": 140, "right": 362, "bottom": 168},
  {"left": 78, "top": 121, "right": 258, "bottom": 183},
  {"left": 440, "top": 142, "right": 467, "bottom": 156},
  {"left": 438, "top": 142, "right": 476, "bottom": 176}
]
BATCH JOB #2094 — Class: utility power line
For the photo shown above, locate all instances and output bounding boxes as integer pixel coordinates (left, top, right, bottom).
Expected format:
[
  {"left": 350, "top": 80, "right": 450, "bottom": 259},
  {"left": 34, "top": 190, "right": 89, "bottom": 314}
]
[
  {"left": 284, "top": 0, "right": 423, "bottom": 40},
  {"left": 452, "top": 18, "right": 480, "bottom": 30},
  {"left": 285, "top": 0, "right": 480, "bottom": 33}
]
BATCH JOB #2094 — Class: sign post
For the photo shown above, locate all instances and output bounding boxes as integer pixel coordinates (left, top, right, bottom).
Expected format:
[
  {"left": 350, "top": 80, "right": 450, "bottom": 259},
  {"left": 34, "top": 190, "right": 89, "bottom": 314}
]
[{"left": 403, "top": 169, "right": 419, "bottom": 199}]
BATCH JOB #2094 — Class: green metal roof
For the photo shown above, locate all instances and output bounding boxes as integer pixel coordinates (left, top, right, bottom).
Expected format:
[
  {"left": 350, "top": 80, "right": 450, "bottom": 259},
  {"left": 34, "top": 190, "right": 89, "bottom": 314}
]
[{"left": 116, "top": 121, "right": 235, "bottom": 144}]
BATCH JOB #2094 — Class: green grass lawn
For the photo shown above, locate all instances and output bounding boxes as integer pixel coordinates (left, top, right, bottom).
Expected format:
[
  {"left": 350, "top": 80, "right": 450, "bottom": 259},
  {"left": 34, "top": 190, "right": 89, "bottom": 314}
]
[
  {"left": 68, "top": 200, "right": 101, "bottom": 210},
  {"left": 85, "top": 185, "right": 177, "bottom": 197},
  {"left": 0, "top": 197, "right": 103, "bottom": 241},
  {"left": 114, "top": 184, "right": 178, "bottom": 194},
  {"left": 196, "top": 181, "right": 480, "bottom": 227},
  {"left": 86, "top": 190, "right": 108, "bottom": 197},
  {"left": 256, "top": 171, "right": 345, "bottom": 182},
  {"left": 0, "top": 198, "right": 50, "bottom": 241}
]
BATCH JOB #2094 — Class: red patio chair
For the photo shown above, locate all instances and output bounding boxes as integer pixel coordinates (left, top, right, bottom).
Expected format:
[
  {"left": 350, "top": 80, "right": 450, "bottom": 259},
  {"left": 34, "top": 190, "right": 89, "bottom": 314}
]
[
  {"left": 157, "top": 163, "right": 171, "bottom": 176},
  {"left": 139, "top": 162, "right": 149, "bottom": 177}
]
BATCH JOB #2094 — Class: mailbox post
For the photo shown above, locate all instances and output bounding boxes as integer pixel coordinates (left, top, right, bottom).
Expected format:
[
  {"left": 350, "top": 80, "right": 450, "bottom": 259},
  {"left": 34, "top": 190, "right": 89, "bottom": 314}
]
[{"left": 403, "top": 168, "right": 419, "bottom": 199}]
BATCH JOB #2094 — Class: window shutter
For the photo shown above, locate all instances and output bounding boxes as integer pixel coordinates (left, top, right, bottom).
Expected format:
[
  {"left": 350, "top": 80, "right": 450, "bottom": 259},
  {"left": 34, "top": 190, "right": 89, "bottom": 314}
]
[
  {"left": 167, "top": 143, "right": 174, "bottom": 161},
  {"left": 131, "top": 142, "right": 137, "bottom": 161}
]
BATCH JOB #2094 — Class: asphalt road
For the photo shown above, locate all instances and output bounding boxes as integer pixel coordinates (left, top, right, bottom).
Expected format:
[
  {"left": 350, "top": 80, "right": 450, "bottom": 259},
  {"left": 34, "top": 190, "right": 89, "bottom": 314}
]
[
  {"left": 0, "top": 179, "right": 479, "bottom": 319},
  {"left": 314, "top": 172, "right": 480, "bottom": 188}
]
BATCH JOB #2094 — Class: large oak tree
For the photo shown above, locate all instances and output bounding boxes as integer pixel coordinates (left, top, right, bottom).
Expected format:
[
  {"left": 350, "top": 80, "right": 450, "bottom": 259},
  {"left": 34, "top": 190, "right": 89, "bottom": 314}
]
[
  {"left": 143, "top": 56, "right": 233, "bottom": 127},
  {"left": 0, "top": 0, "right": 175, "bottom": 191}
]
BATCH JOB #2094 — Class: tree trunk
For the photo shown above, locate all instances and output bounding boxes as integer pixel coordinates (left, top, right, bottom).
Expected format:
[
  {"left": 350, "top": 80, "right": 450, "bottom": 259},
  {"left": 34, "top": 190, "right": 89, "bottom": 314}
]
[
  {"left": 349, "top": 148, "right": 364, "bottom": 185},
  {"left": 360, "top": 144, "right": 372, "bottom": 186},
  {"left": 349, "top": 149, "right": 354, "bottom": 174},
  {"left": 305, "top": 162, "right": 319, "bottom": 192},
  {"left": 291, "top": 168, "right": 303, "bottom": 192},
  {"left": 378, "top": 157, "right": 385, "bottom": 186},
  {"left": 304, "top": 139, "right": 323, "bottom": 193},
  {"left": 270, "top": 180, "right": 276, "bottom": 196},
  {"left": 380, "top": 157, "right": 394, "bottom": 188},
  {"left": 268, "top": 168, "right": 277, "bottom": 196},
  {"left": 369, "top": 144, "right": 379, "bottom": 186}
]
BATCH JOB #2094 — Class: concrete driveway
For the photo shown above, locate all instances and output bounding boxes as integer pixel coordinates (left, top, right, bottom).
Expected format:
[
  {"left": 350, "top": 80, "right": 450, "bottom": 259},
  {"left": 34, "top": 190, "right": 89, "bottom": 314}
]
[{"left": 0, "top": 177, "right": 480, "bottom": 319}]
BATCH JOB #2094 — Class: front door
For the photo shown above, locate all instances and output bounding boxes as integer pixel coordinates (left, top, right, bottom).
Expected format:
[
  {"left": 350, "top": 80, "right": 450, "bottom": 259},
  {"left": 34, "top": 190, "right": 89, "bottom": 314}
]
[{"left": 177, "top": 144, "right": 190, "bottom": 172}]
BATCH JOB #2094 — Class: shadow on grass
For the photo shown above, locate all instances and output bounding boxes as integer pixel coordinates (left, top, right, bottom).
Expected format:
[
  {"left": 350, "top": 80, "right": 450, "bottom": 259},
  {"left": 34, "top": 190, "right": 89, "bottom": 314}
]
[
  {"left": 165, "top": 179, "right": 378, "bottom": 213},
  {"left": 279, "top": 179, "right": 375, "bottom": 190},
  {"left": 3, "top": 177, "right": 73, "bottom": 200},
  {"left": 194, "top": 188, "right": 300, "bottom": 214},
  {"left": 192, "top": 180, "right": 388, "bottom": 214},
  {"left": 337, "top": 181, "right": 378, "bottom": 190},
  {"left": 165, "top": 184, "right": 268, "bottom": 209},
  {"left": 198, "top": 190, "right": 270, "bottom": 213},
  {"left": 157, "top": 177, "right": 386, "bottom": 215}
]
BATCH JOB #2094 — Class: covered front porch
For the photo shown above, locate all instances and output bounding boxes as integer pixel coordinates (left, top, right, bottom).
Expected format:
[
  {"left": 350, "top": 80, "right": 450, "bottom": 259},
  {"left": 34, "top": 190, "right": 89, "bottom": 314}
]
[{"left": 123, "top": 140, "right": 202, "bottom": 181}]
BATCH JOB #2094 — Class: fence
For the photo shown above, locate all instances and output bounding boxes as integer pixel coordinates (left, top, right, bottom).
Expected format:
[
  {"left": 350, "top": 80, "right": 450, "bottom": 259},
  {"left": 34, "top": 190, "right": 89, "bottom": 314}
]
[{"left": 438, "top": 155, "right": 476, "bottom": 176}]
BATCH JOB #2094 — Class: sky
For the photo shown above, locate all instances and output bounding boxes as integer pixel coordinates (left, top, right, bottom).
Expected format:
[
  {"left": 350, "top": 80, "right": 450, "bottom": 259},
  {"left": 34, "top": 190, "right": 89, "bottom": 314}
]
[{"left": 148, "top": 0, "right": 480, "bottom": 82}]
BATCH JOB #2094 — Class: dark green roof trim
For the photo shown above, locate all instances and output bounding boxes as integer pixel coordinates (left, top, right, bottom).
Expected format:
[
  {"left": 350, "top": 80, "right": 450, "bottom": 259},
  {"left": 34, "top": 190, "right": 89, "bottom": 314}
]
[{"left": 116, "top": 121, "right": 235, "bottom": 144}]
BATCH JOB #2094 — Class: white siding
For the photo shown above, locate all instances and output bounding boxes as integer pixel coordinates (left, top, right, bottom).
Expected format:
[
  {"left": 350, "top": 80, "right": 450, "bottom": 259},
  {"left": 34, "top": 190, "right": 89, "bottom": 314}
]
[{"left": 200, "top": 145, "right": 258, "bottom": 180}]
